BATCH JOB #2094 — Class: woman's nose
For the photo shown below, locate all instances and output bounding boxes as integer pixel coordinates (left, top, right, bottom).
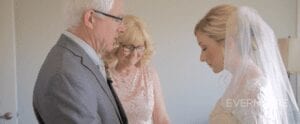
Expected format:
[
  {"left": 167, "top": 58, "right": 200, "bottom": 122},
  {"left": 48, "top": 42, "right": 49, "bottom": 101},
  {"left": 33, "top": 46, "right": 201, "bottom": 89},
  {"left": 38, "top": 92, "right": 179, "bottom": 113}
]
[
  {"left": 117, "top": 24, "right": 126, "bottom": 33},
  {"left": 200, "top": 53, "right": 205, "bottom": 62},
  {"left": 130, "top": 49, "right": 138, "bottom": 57}
]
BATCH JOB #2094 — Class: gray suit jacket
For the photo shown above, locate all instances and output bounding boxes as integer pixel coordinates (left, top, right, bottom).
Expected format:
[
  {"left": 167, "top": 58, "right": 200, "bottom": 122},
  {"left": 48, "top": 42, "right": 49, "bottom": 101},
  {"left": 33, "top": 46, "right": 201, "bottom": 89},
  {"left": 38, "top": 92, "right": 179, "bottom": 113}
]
[{"left": 33, "top": 34, "right": 127, "bottom": 124}]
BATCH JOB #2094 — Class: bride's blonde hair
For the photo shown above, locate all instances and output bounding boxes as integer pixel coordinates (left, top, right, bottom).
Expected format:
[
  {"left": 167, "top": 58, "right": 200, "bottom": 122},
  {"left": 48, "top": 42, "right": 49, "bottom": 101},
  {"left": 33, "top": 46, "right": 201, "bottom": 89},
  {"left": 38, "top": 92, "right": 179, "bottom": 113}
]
[{"left": 194, "top": 4, "right": 237, "bottom": 44}]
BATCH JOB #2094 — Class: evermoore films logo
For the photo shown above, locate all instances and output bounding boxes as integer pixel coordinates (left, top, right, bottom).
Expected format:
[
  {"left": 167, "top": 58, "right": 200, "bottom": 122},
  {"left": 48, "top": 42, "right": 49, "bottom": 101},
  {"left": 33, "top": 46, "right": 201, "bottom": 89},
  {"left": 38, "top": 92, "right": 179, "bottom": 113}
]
[{"left": 225, "top": 98, "right": 288, "bottom": 108}]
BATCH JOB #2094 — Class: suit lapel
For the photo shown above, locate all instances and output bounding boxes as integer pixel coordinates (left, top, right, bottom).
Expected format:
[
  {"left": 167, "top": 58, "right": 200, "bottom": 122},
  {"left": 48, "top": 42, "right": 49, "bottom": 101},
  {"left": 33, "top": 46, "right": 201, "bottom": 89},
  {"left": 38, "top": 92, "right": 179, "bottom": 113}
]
[{"left": 57, "top": 34, "right": 124, "bottom": 123}]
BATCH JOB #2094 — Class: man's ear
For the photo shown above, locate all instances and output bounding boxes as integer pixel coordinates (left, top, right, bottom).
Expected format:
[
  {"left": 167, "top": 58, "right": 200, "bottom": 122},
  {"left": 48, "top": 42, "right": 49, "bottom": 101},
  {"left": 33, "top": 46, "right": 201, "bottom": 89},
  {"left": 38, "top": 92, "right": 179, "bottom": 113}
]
[{"left": 83, "top": 10, "right": 94, "bottom": 29}]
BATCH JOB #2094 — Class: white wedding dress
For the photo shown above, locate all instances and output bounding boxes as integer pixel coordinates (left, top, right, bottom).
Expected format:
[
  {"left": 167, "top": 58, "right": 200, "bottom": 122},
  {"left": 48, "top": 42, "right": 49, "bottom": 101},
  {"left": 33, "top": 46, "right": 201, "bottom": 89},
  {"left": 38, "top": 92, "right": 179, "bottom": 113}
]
[
  {"left": 210, "top": 76, "right": 279, "bottom": 124},
  {"left": 209, "top": 6, "right": 298, "bottom": 124}
]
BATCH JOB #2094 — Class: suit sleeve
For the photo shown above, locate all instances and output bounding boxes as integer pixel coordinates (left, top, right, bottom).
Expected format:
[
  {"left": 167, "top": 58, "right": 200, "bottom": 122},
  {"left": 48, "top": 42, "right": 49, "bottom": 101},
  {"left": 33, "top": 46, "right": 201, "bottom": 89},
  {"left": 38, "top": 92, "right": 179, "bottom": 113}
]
[{"left": 39, "top": 73, "right": 102, "bottom": 124}]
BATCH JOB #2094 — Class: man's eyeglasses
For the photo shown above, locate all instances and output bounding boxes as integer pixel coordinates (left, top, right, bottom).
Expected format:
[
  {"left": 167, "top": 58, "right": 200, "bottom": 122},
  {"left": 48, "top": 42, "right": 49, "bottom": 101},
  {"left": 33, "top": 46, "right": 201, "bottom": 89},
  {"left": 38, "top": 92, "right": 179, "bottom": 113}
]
[
  {"left": 93, "top": 9, "right": 123, "bottom": 24},
  {"left": 121, "top": 44, "right": 145, "bottom": 53}
]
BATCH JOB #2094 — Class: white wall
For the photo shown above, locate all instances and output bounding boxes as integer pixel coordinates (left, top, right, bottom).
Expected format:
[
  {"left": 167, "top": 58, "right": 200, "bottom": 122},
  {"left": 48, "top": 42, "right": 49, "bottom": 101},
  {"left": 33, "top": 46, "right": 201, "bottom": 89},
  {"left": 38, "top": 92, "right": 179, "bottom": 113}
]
[
  {"left": 298, "top": 0, "right": 300, "bottom": 37},
  {"left": 13, "top": 0, "right": 296, "bottom": 124},
  {"left": 0, "top": 0, "right": 18, "bottom": 123},
  {"left": 14, "top": 0, "right": 65, "bottom": 123},
  {"left": 296, "top": 0, "right": 300, "bottom": 112}
]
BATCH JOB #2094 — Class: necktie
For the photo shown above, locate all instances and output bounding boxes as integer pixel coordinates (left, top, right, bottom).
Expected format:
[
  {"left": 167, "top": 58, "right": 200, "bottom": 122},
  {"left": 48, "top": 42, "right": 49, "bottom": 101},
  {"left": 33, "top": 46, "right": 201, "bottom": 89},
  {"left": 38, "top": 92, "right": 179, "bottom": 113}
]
[{"left": 107, "top": 78, "right": 128, "bottom": 124}]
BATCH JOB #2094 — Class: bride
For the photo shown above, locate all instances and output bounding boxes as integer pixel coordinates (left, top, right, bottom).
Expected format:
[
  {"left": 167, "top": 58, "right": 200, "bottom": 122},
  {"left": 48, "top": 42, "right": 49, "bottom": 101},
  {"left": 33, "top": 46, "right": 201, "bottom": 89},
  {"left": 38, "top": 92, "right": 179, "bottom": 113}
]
[{"left": 194, "top": 4, "right": 299, "bottom": 124}]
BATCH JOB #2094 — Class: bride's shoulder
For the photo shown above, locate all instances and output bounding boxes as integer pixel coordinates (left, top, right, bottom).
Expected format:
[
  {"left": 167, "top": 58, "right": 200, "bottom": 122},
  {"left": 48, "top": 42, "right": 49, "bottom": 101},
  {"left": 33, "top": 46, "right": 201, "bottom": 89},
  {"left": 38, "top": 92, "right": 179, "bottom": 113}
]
[
  {"left": 247, "top": 75, "right": 266, "bottom": 85},
  {"left": 243, "top": 76, "right": 268, "bottom": 96},
  {"left": 246, "top": 77, "right": 266, "bottom": 87}
]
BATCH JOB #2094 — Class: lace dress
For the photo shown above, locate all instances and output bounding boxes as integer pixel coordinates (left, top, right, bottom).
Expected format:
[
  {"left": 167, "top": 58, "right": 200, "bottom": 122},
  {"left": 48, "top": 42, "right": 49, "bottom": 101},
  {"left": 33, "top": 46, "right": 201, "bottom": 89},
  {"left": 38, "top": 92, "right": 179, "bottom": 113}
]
[
  {"left": 210, "top": 77, "right": 280, "bottom": 124},
  {"left": 109, "top": 66, "right": 169, "bottom": 124}
]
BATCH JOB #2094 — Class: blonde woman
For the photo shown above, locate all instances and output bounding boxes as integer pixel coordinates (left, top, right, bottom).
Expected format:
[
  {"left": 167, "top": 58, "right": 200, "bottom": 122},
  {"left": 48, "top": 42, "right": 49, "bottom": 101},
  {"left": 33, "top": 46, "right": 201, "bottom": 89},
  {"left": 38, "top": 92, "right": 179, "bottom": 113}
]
[
  {"left": 194, "top": 4, "right": 299, "bottom": 124},
  {"left": 105, "top": 15, "right": 170, "bottom": 124}
]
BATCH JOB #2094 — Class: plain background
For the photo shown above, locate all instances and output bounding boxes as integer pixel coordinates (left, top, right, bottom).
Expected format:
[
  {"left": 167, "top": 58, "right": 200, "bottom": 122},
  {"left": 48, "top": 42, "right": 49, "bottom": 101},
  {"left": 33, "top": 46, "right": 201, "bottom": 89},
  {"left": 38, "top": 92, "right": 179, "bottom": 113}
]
[{"left": 2, "top": 0, "right": 297, "bottom": 124}]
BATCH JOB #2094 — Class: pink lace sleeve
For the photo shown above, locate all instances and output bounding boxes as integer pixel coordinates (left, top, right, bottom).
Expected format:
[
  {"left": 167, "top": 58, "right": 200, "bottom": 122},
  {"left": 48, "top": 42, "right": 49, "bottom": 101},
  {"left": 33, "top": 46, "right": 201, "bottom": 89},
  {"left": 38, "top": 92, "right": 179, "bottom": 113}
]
[{"left": 150, "top": 67, "right": 170, "bottom": 124}]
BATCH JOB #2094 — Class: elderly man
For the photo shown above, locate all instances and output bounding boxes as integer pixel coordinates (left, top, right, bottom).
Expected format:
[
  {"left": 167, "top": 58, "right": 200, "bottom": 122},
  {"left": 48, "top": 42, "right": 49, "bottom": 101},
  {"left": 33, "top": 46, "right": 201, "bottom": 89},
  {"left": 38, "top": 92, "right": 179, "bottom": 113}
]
[{"left": 33, "top": 0, "right": 127, "bottom": 123}]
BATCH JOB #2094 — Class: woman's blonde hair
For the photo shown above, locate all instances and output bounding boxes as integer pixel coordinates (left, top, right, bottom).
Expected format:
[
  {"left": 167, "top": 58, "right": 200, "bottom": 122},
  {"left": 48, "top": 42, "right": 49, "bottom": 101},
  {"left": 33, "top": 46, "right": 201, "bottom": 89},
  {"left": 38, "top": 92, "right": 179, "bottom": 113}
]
[
  {"left": 105, "top": 15, "right": 154, "bottom": 67},
  {"left": 194, "top": 4, "right": 237, "bottom": 43}
]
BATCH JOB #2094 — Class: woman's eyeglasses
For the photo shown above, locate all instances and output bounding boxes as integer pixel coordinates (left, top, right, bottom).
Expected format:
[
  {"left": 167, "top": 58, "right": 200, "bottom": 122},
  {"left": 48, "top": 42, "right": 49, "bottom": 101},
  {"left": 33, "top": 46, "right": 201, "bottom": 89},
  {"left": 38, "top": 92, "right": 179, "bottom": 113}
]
[{"left": 121, "top": 44, "right": 145, "bottom": 53}]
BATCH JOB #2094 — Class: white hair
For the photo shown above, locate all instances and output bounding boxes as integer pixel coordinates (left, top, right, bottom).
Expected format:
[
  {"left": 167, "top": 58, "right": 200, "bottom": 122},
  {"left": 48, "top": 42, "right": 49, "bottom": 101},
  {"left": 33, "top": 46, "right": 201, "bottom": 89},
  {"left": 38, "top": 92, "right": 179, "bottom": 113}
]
[{"left": 64, "top": 0, "right": 114, "bottom": 28}]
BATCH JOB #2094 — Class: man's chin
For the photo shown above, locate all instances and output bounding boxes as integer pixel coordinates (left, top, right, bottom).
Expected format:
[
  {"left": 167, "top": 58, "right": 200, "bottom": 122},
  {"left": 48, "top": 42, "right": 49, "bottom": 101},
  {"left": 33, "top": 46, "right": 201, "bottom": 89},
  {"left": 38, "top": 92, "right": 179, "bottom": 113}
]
[{"left": 101, "top": 48, "right": 113, "bottom": 56}]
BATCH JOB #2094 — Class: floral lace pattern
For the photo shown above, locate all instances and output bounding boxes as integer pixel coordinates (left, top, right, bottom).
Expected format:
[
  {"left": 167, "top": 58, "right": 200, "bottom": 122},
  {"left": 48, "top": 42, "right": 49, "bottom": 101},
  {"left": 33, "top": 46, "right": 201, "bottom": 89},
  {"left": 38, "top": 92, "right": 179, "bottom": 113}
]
[
  {"left": 210, "top": 77, "right": 280, "bottom": 124},
  {"left": 110, "top": 66, "right": 155, "bottom": 124}
]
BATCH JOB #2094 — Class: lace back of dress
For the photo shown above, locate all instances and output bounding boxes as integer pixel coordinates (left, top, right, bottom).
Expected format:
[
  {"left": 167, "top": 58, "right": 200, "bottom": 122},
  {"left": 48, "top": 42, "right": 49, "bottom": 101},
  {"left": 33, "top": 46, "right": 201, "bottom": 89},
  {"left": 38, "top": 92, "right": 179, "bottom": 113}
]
[{"left": 224, "top": 6, "right": 299, "bottom": 124}]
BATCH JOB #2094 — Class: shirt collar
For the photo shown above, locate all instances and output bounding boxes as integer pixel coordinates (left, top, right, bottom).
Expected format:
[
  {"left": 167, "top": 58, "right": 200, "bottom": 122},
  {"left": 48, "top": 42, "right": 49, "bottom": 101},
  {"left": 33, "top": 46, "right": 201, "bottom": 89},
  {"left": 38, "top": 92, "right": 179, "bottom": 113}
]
[{"left": 63, "top": 31, "right": 103, "bottom": 66}]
